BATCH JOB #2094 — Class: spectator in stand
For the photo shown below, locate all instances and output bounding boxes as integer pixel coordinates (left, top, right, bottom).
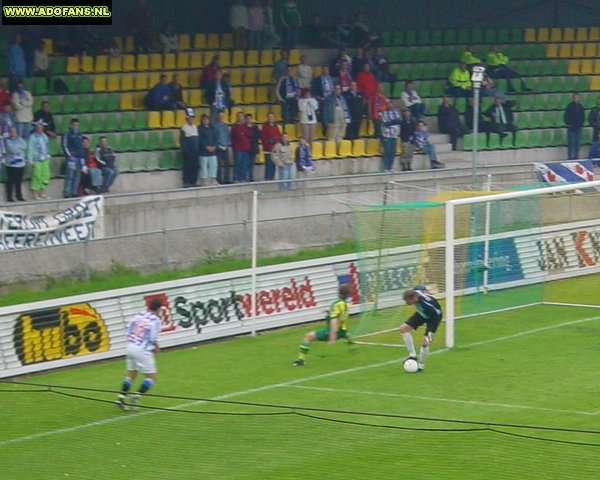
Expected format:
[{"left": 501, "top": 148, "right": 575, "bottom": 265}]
[
  {"left": 480, "top": 74, "right": 508, "bottom": 102},
  {"left": 4, "top": 126, "right": 27, "bottom": 202},
  {"left": 437, "top": 96, "right": 464, "bottom": 151},
  {"left": 484, "top": 96, "right": 518, "bottom": 147},
  {"left": 564, "top": 93, "right": 585, "bottom": 160},
  {"left": 280, "top": 0, "right": 302, "bottom": 50},
  {"left": 94, "top": 136, "right": 119, "bottom": 193},
  {"left": 486, "top": 45, "right": 531, "bottom": 93},
  {"left": 198, "top": 114, "right": 219, "bottom": 186},
  {"left": 32, "top": 40, "right": 51, "bottom": 91},
  {"left": 344, "top": 81, "right": 367, "bottom": 140},
  {"left": 589, "top": 130, "right": 600, "bottom": 167},
  {"left": 28, "top": 120, "right": 51, "bottom": 200},
  {"left": 8, "top": 34, "right": 27, "bottom": 92},
  {"left": 169, "top": 74, "right": 186, "bottom": 110},
  {"left": 276, "top": 65, "right": 300, "bottom": 128},
  {"left": 295, "top": 136, "right": 314, "bottom": 177},
  {"left": 588, "top": 97, "right": 600, "bottom": 143},
  {"left": 246, "top": 113, "right": 260, "bottom": 182},
  {"left": 145, "top": 75, "right": 172, "bottom": 111},
  {"left": 206, "top": 71, "right": 234, "bottom": 123},
  {"left": 263, "top": 0, "right": 279, "bottom": 49},
  {"left": 214, "top": 111, "right": 232, "bottom": 184},
  {"left": 0, "top": 103, "right": 16, "bottom": 138},
  {"left": 379, "top": 106, "right": 402, "bottom": 172},
  {"left": 372, "top": 47, "right": 396, "bottom": 87},
  {"left": 260, "top": 112, "right": 282, "bottom": 181},
  {"left": 373, "top": 83, "right": 391, "bottom": 137},
  {"left": 401, "top": 81, "right": 425, "bottom": 121},
  {"left": 352, "top": 48, "right": 369, "bottom": 77},
  {"left": 81, "top": 136, "right": 103, "bottom": 194},
  {"left": 12, "top": 81, "right": 34, "bottom": 141},
  {"left": 312, "top": 65, "right": 335, "bottom": 130},
  {"left": 330, "top": 48, "right": 352, "bottom": 77},
  {"left": 248, "top": 0, "right": 265, "bottom": 50},
  {"left": 297, "top": 55, "right": 314, "bottom": 94},
  {"left": 447, "top": 61, "right": 473, "bottom": 103},
  {"left": 231, "top": 111, "right": 251, "bottom": 182},
  {"left": 460, "top": 45, "right": 481, "bottom": 66},
  {"left": 230, "top": 0, "right": 249, "bottom": 49},
  {"left": 159, "top": 21, "right": 179, "bottom": 53},
  {"left": 201, "top": 55, "right": 222, "bottom": 89},
  {"left": 336, "top": 60, "right": 353, "bottom": 92},
  {"left": 127, "top": 0, "right": 153, "bottom": 53},
  {"left": 272, "top": 132, "right": 294, "bottom": 190},
  {"left": 327, "top": 84, "right": 350, "bottom": 145},
  {"left": 273, "top": 50, "right": 290, "bottom": 82},
  {"left": 306, "top": 14, "right": 329, "bottom": 48},
  {"left": 414, "top": 121, "right": 444, "bottom": 169},
  {"left": 0, "top": 81, "right": 11, "bottom": 106},
  {"left": 355, "top": 62, "right": 378, "bottom": 123},
  {"left": 179, "top": 108, "right": 199, "bottom": 188},
  {"left": 354, "top": 13, "right": 382, "bottom": 49},
  {"left": 464, "top": 97, "right": 490, "bottom": 134},
  {"left": 399, "top": 108, "right": 416, "bottom": 171},
  {"left": 298, "top": 90, "right": 319, "bottom": 144}
]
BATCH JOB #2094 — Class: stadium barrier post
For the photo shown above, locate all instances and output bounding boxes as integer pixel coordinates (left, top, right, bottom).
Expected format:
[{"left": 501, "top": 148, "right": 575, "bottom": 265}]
[
  {"left": 482, "top": 174, "right": 492, "bottom": 292},
  {"left": 444, "top": 200, "right": 455, "bottom": 348},
  {"left": 250, "top": 190, "right": 258, "bottom": 337}
]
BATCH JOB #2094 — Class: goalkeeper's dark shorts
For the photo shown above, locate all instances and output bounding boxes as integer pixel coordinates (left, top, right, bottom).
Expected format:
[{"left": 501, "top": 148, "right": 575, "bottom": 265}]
[{"left": 405, "top": 313, "right": 442, "bottom": 334}]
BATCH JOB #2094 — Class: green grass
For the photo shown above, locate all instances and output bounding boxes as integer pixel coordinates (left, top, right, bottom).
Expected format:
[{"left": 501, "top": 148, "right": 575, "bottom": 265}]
[
  {"left": 0, "top": 241, "right": 355, "bottom": 308},
  {"left": 1, "top": 300, "right": 598, "bottom": 479}
]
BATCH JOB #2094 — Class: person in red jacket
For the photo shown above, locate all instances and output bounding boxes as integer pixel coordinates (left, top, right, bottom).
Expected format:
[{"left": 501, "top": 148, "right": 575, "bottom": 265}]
[
  {"left": 355, "top": 62, "right": 379, "bottom": 125},
  {"left": 231, "top": 111, "right": 251, "bottom": 182},
  {"left": 260, "top": 112, "right": 282, "bottom": 181},
  {"left": 0, "top": 81, "right": 10, "bottom": 106}
]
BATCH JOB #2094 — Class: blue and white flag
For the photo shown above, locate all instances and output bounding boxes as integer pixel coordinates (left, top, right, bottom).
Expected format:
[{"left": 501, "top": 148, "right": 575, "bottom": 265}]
[{"left": 534, "top": 161, "right": 595, "bottom": 184}]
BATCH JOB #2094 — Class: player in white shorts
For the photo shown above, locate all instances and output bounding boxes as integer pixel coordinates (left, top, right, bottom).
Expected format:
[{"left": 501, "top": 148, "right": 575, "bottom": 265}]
[{"left": 116, "top": 298, "right": 163, "bottom": 410}]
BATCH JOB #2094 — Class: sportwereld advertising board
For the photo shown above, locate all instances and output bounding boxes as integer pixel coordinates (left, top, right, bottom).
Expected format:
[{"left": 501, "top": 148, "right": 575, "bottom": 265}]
[{"left": 0, "top": 219, "right": 599, "bottom": 378}]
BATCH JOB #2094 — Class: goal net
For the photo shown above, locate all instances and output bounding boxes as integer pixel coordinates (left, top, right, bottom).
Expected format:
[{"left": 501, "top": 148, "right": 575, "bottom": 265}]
[{"left": 348, "top": 180, "right": 600, "bottom": 348}]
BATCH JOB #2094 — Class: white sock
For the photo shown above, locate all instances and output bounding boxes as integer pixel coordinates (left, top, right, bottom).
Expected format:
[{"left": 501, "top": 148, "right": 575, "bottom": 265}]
[
  {"left": 402, "top": 332, "right": 416, "bottom": 357},
  {"left": 419, "top": 346, "right": 429, "bottom": 366}
]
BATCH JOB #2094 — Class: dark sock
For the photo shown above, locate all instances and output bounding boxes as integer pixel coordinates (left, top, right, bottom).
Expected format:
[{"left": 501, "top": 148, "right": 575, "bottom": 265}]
[
  {"left": 138, "top": 378, "right": 154, "bottom": 394},
  {"left": 121, "top": 377, "right": 133, "bottom": 394}
]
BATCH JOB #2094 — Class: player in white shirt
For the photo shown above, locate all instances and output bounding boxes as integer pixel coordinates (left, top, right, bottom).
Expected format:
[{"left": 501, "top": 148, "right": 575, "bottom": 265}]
[{"left": 116, "top": 298, "right": 163, "bottom": 410}]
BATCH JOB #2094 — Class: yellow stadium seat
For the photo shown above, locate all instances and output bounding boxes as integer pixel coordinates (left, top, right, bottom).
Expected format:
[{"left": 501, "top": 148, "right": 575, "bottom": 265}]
[
  {"left": 177, "top": 71, "right": 190, "bottom": 87},
  {"left": 323, "top": 141, "right": 336, "bottom": 159},
  {"left": 134, "top": 73, "right": 148, "bottom": 90},
  {"left": 244, "top": 68, "right": 257, "bottom": 85},
  {"left": 194, "top": 34, "right": 206, "bottom": 49},
  {"left": 580, "top": 60, "right": 594, "bottom": 75},
  {"left": 546, "top": 44, "right": 558, "bottom": 58},
  {"left": 352, "top": 139, "right": 366, "bottom": 157},
  {"left": 122, "top": 54, "right": 135, "bottom": 71},
  {"left": 584, "top": 44, "right": 597, "bottom": 58},
  {"left": 563, "top": 28, "right": 575, "bottom": 42},
  {"left": 311, "top": 141, "right": 323, "bottom": 159},
  {"left": 537, "top": 28, "right": 549, "bottom": 42},
  {"left": 396, "top": 140, "right": 403, "bottom": 155},
  {"left": 221, "top": 33, "right": 234, "bottom": 49},
  {"left": 121, "top": 74, "right": 134, "bottom": 91},
  {"left": 148, "top": 111, "right": 161, "bottom": 128},
  {"left": 207, "top": 33, "right": 220, "bottom": 49},
  {"left": 338, "top": 139, "right": 353, "bottom": 158},
  {"left": 314, "top": 66, "right": 322, "bottom": 77},
  {"left": 189, "top": 71, "right": 201, "bottom": 87},
  {"left": 120, "top": 93, "right": 133, "bottom": 110},
  {"left": 590, "top": 77, "right": 600, "bottom": 91},
  {"left": 42, "top": 38, "right": 53, "bottom": 54},
  {"left": 246, "top": 50, "right": 259, "bottom": 66},
  {"left": 256, "top": 105, "right": 269, "bottom": 123},
  {"left": 272, "top": 105, "right": 282, "bottom": 122},
  {"left": 286, "top": 125, "right": 298, "bottom": 141},
  {"left": 176, "top": 52, "right": 189, "bottom": 69},
  {"left": 260, "top": 50, "right": 274, "bottom": 65},
  {"left": 190, "top": 52, "right": 202, "bottom": 69},
  {"left": 188, "top": 90, "right": 202, "bottom": 107},
  {"left": 590, "top": 27, "right": 600, "bottom": 42},
  {"left": 258, "top": 67, "right": 272, "bottom": 85},
  {"left": 124, "top": 37, "right": 134, "bottom": 53},
  {"left": 149, "top": 53, "right": 162, "bottom": 70},
  {"left": 255, "top": 86, "right": 269, "bottom": 103},
  {"left": 365, "top": 138, "right": 380, "bottom": 156},
  {"left": 232, "top": 50, "right": 245, "bottom": 67},
  {"left": 80, "top": 55, "right": 94, "bottom": 73},
  {"left": 558, "top": 44, "right": 571, "bottom": 58},
  {"left": 243, "top": 87, "right": 256, "bottom": 104},
  {"left": 137, "top": 54, "right": 149, "bottom": 71},
  {"left": 567, "top": 60, "right": 580, "bottom": 75},
  {"left": 315, "top": 123, "right": 325, "bottom": 139},
  {"left": 571, "top": 43, "right": 584, "bottom": 58},
  {"left": 289, "top": 50, "right": 301, "bottom": 65},
  {"left": 550, "top": 28, "right": 562, "bottom": 42},
  {"left": 114, "top": 36, "right": 123, "bottom": 51},
  {"left": 164, "top": 53, "right": 176, "bottom": 70},
  {"left": 229, "top": 69, "right": 242, "bottom": 85},
  {"left": 256, "top": 146, "right": 265, "bottom": 164},
  {"left": 360, "top": 120, "right": 373, "bottom": 137},
  {"left": 106, "top": 75, "right": 120, "bottom": 92},
  {"left": 524, "top": 28, "right": 536, "bottom": 42},
  {"left": 93, "top": 74, "right": 107, "bottom": 92},
  {"left": 95, "top": 55, "right": 108, "bottom": 72},
  {"left": 576, "top": 27, "right": 588, "bottom": 42},
  {"left": 175, "top": 109, "right": 186, "bottom": 126},
  {"left": 179, "top": 34, "right": 191, "bottom": 50},
  {"left": 219, "top": 51, "right": 231, "bottom": 67},
  {"left": 594, "top": 60, "right": 600, "bottom": 75},
  {"left": 132, "top": 92, "right": 145, "bottom": 110},
  {"left": 161, "top": 111, "right": 175, "bottom": 128},
  {"left": 148, "top": 72, "right": 160, "bottom": 86},
  {"left": 66, "top": 56, "right": 79, "bottom": 73},
  {"left": 108, "top": 55, "right": 122, "bottom": 72},
  {"left": 230, "top": 87, "right": 243, "bottom": 105}
]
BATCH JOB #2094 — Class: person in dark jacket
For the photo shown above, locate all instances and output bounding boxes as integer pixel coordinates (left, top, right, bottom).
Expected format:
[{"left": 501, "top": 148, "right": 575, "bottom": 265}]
[
  {"left": 33, "top": 100, "right": 57, "bottom": 137},
  {"left": 587, "top": 97, "right": 600, "bottom": 151},
  {"left": 179, "top": 108, "right": 199, "bottom": 188},
  {"left": 94, "top": 136, "right": 118, "bottom": 193},
  {"left": 169, "top": 74, "right": 185, "bottom": 109},
  {"left": 437, "top": 96, "right": 465, "bottom": 151},
  {"left": 61, "top": 118, "right": 85, "bottom": 198},
  {"left": 564, "top": 93, "right": 586, "bottom": 160},
  {"left": 198, "top": 114, "right": 218, "bottom": 186},
  {"left": 344, "top": 81, "right": 367, "bottom": 140},
  {"left": 588, "top": 129, "right": 600, "bottom": 167},
  {"left": 464, "top": 97, "right": 490, "bottom": 134},
  {"left": 484, "top": 96, "right": 518, "bottom": 147},
  {"left": 276, "top": 65, "right": 300, "bottom": 128},
  {"left": 205, "top": 71, "right": 234, "bottom": 123},
  {"left": 145, "top": 75, "right": 172, "bottom": 111},
  {"left": 311, "top": 66, "right": 335, "bottom": 129}
]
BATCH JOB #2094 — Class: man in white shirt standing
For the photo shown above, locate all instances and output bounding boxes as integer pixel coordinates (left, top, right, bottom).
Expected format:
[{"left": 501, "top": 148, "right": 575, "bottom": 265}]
[{"left": 116, "top": 298, "right": 164, "bottom": 410}]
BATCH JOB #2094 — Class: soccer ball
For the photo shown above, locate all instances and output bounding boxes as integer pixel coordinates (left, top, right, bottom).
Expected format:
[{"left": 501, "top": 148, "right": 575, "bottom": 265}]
[{"left": 403, "top": 358, "right": 419, "bottom": 373}]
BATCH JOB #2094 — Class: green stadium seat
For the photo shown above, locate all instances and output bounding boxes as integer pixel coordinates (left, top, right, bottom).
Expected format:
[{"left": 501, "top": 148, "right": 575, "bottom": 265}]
[
  {"left": 405, "top": 30, "right": 417, "bottom": 45},
  {"left": 392, "top": 83, "right": 404, "bottom": 98},
  {"left": 61, "top": 96, "right": 77, "bottom": 114},
  {"left": 536, "top": 78, "right": 551, "bottom": 93},
  {"left": 173, "top": 151, "right": 183, "bottom": 170},
  {"left": 79, "top": 76, "right": 92, "bottom": 93},
  {"left": 471, "top": 29, "right": 483, "bottom": 44},
  {"left": 48, "top": 137, "right": 61, "bottom": 156},
  {"left": 129, "top": 153, "right": 146, "bottom": 171},
  {"left": 510, "top": 29, "right": 523, "bottom": 43},
  {"left": 392, "top": 31, "right": 404, "bottom": 46},
  {"left": 117, "top": 132, "right": 132, "bottom": 152},
  {"left": 91, "top": 113, "right": 106, "bottom": 132},
  {"left": 545, "top": 95, "right": 559, "bottom": 111},
  {"left": 106, "top": 94, "right": 120, "bottom": 111},
  {"left": 91, "top": 94, "right": 106, "bottom": 112},
  {"left": 551, "top": 129, "right": 566, "bottom": 146},
  {"left": 50, "top": 57, "right": 67, "bottom": 75},
  {"left": 104, "top": 113, "right": 119, "bottom": 131},
  {"left": 78, "top": 95, "right": 91, "bottom": 113},
  {"left": 119, "top": 112, "right": 133, "bottom": 131},
  {"left": 515, "top": 112, "right": 528, "bottom": 129},
  {"left": 527, "top": 130, "right": 542, "bottom": 148},
  {"left": 486, "top": 133, "right": 501, "bottom": 150},
  {"left": 528, "top": 112, "right": 542, "bottom": 129},
  {"left": 417, "top": 30, "right": 430, "bottom": 45},
  {"left": 381, "top": 82, "right": 392, "bottom": 97},
  {"left": 146, "top": 131, "right": 161, "bottom": 150},
  {"left": 484, "top": 29, "right": 497, "bottom": 44},
  {"left": 77, "top": 115, "right": 90, "bottom": 133},
  {"left": 132, "top": 132, "right": 146, "bottom": 151},
  {"left": 31, "top": 77, "right": 48, "bottom": 95},
  {"left": 162, "top": 130, "right": 177, "bottom": 149},
  {"left": 146, "top": 151, "right": 160, "bottom": 170},
  {"left": 389, "top": 49, "right": 402, "bottom": 63},
  {"left": 497, "top": 29, "right": 511, "bottom": 44},
  {"left": 133, "top": 111, "right": 147, "bottom": 130},
  {"left": 558, "top": 95, "right": 571, "bottom": 109},
  {"left": 382, "top": 31, "right": 393, "bottom": 46},
  {"left": 419, "top": 81, "right": 432, "bottom": 97},
  {"left": 63, "top": 76, "right": 78, "bottom": 93},
  {"left": 513, "top": 130, "right": 528, "bottom": 148},
  {"left": 541, "top": 111, "right": 555, "bottom": 128},
  {"left": 53, "top": 115, "right": 67, "bottom": 134},
  {"left": 431, "top": 82, "right": 445, "bottom": 97},
  {"left": 431, "top": 30, "right": 443, "bottom": 45},
  {"left": 462, "top": 133, "right": 474, "bottom": 150},
  {"left": 457, "top": 29, "right": 470, "bottom": 44},
  {"left": 539, "top": 129, "right": 553, "bottom": 147},
  {"left": 159, "top": 150, "right": 175, "bottom": 170},
  {"left": 443, "top": 30, "right": 456, "bottom": 45},
  {"left": 532, "top": 95, "right": 547, "bottom": 111}
]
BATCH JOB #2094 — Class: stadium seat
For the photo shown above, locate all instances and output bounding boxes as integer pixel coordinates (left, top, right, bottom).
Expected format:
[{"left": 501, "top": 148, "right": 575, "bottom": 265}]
[
  {"left": 218, "top": 51, "right": 231, "bottom": 67},
  {"left": 527, "top": 130, "right": 542, "bottom": 148},
  {"left": 161, "top": 111, "right": 176, "bottom": 128},
  {"left": 365, "top": 138, "right": 380, "bottom": 156},
  {"left": 546, "top": 44, "right": 558, "bottom": 58},
  {"left": 260, "top": 50, "right": 274, "bottom": 65},
  {"left": 50, "top": 57, "right": 67, "bottom": 75},
  {"left": 188, "top": 90, "right": 202, "bottom": 107},
  {"left": 537, "top": 28, "right": 550, "bottom": 42},
  {"left": 176, "top": 52, "right": 190, "bottom": 69},
  {"left": 524, "top": 28, "right": 536, "bottom": 42},
  {"left": 484, "top": 29, "right": 497, "bottom": 44},
  {"left": 159, "top": 150, "right": 175, "bottom": 170},
  {"left": 106, "top": 94, "right": 120, "bottom": 111},
  {"left": 147, "top": 111, "right": 161, "bottom": 129},
  {"left": 323, "top": 141, "right": 336, "bottom": 159},
  {"left": 147, "top": 131, "right": 161, "bottom": 150},
  {"left": 31, "top": 77, "right": 48, "bottom": 95},
  {"left": 91, "top": 94, "right": 106, "bottom": 112},
  {"left": 243, "top": 87, "right": 256, "bottom": 104},
  {"left": 590, "top": 27, "right": 600, "bottom": 42},
  {"left": 179, "top": 34, "right": 191, "bottom": 50},
  {"left": 289, "top": 50, "right": 301, "bottom": 65},
  {"left": 93, "top": 75, "right": 107, "bottom": 92},
  {"left": 207, "top": 33, "right": 220, "bottom": 49},
  {"left": 232, "top": 50, "right": 245, "bottom": 67},
  {"left": 92, "top": 113, "right": 107, "bottom": 132},
  {"left": 121, "top": 54, "right": 135, "bottom": 72},
  {"left": 94, "top": 55, "right": 108, "bottom": 73},
  {"left": 539, "top": 129, "right": 553, "bottom": 148},
  {"left": 164, "top": 53, "right": 176, "bottom": 70},
  {"left": 580, "top": 60, "right": 594, "bottom": 75},
  {"left": 515, "top": 112, "right": 529, "bottom": 130},
  {"left": 106, "top": 75, "right": 120, "bottom": 92},
  {"left": 552, "top": 129, "right": 566, "bottom": 147},
  {"left": 486, "top": 133, "right": 500, "bottom": 150},
  {"left": 352, "top": 139, "right": 366, "bottom": 157},
  {"left": 584, "top": 43, "right": 596, "bottom": 58},
  {"left": 571, "top": 43, "right": 584, "bottom": 58},
  {"left": 174, "top": 109, "right": 186, "bottom": 126},
  {"left": 221, "top": 33, "right": 233, "bottom": 49},
  {"left": 132, "top": 111, "right": 146, "bottom": 130},
  {"left": 136, "top": 54, "right": 149, "bottom": 71},
  {"left": 194, "top": 33, "right": 206, "bottom": 49},
  {"left": 130, "top": 153, "right": 147, "bottom": 171},
  {"left": 131, "top": 132, "right": 146, "bottom": 152},
  {"left": 244, "top": 68, "right": 257, "bottom": 85},
  {"left": 311, "top": 141, "right": 323, "bottom": 159},
  {"left": 575, "top": 27, "right": 588, "bottom": 42},
  {"left": 338, "top": 140, "right": 353, "bottom": 158},
  {"left": 255, "top": 105, "right": 269, "bottom": 123},
  {"left": 246, "top": 50, "right": 259, "bottom": 66},
  {"left": 230, "top": 87, "right": 243, "bottom": 105},
  {"left": 558, "top": 44, "right": 571, "bottom": 58},
  {"left": 121, "top": 74, "right": 133, "bottom": 91},
  {"left": 162, "top": 130, "right": 177, "bottom": 150},
  {"left": 255, "top": 86, "right": 269, "bottom": 104},
  {"left": 189, "top": 52, "right": 202, "bottom": 69},
  {"left": 134, "top": 73, "right": 148, "bottom": 91},
  {"left": 119, "top": 112, "right": 133, "bottom": 132}
]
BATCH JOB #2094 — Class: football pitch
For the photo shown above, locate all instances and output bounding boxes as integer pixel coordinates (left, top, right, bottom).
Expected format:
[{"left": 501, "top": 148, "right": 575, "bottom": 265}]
[{"left": 1, "top": 302, "right": 599, "bottom": 479}]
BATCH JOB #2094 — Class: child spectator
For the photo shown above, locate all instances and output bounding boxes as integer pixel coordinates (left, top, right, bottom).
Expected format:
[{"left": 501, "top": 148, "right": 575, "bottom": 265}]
[{"left": 296, "top": 136, "right": 314, "bottom": 173}]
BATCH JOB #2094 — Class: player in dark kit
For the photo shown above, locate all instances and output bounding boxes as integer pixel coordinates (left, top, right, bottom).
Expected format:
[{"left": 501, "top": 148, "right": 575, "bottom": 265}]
[{"left": 400, "top": 285, "right": 443, "bottom": 371}]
